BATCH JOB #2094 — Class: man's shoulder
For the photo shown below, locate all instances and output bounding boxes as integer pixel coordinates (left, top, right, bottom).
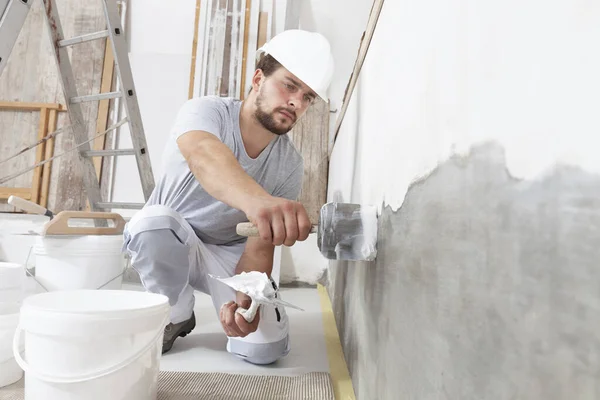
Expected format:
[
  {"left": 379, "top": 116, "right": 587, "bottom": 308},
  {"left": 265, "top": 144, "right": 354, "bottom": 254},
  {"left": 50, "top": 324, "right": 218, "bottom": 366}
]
[
  {"left": 186, "top": 95, "right": 240, "bottom": 107},
  {"left": 277, "top": 134, "right": 304, "bottom": 168},
  {"left": 181, "top": 95, "right": 240, "bottom": 114}
]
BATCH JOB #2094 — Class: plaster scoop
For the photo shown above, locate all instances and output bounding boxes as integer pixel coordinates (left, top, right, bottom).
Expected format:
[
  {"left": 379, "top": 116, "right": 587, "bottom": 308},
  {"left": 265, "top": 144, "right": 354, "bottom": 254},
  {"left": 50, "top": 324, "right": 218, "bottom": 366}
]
[
  {"left": 236, "top": 202, "right": 378, "bottom": 261},
  {"left": 209, "top": 271, "right": 303, "bottom": 323}
]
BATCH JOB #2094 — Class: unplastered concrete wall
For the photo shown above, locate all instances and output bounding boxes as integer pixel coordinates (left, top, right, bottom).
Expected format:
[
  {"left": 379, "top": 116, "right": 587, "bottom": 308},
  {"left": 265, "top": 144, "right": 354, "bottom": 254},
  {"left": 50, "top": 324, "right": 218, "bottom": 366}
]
[{"left": 326, "top": 0, "right": 600, "bottom": 399}]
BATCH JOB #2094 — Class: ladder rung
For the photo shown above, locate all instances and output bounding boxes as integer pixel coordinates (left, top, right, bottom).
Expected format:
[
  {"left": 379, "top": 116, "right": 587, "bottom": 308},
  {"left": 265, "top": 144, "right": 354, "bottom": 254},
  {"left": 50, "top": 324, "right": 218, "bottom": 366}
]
[
  {"left": 82, "top": 149, "right": 136, "bottom": 157},
  {"left": 70, "top": 92, "right": 122, "bottom": 104},
  {"left": 58, "top": 30, "right": 109, "bottom": 47},
  {"left": 96, "top": 202, "right": 145, "bottom": 210}
]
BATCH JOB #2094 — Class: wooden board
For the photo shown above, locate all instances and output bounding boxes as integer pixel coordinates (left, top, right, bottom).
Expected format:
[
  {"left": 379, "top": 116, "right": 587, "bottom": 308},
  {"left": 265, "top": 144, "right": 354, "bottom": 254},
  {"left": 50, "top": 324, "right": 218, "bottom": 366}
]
[
  {"left": 257, "top": 12, "right": 268, "bottom": 49},
  {"left": 40, "top": 109, "right": 58, "bottom": 208},
  {"left": 239, "top": 0, "right": 252, "bottom": 99},
  {"left": 0, "top": 101, "right": 64, "bottom": 111},
  {"left": 219, "top": 0, "right": 233, "bottom": 96},
  {"left": 30, "top": 107, "right": 48, "bottom": 204},
  {"left": 0, "top": 187, "right": 32, "bottom": 200},
  {"left": 287, "top": 99, "right": 330, "bottom": 224},
  {"left": 189, "top": 0, "right": 203, "bottom": 99},
  {"left": 92, "top": 38, "right": 116, "bottom": 181}
]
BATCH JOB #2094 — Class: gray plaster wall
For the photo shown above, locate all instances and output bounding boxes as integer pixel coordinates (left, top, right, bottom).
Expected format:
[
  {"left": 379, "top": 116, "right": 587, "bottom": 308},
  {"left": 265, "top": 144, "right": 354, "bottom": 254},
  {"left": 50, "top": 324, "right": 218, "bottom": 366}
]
[{"left": 326, "top": 143, "right": 600, "bottom": 400}]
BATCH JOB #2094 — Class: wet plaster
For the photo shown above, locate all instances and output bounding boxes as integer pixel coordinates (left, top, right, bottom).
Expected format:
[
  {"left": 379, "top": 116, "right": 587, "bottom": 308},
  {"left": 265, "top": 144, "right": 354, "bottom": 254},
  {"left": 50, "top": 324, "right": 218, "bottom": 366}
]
[{"left": 326, "top": 142, "right": 600, "bottom": 400}]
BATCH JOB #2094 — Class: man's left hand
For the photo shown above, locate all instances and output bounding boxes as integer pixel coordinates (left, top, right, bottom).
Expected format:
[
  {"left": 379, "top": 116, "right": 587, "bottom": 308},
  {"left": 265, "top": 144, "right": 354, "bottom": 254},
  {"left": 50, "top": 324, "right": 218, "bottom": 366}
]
[{"left": 219, "top": 292, "right": 260, "bottom": 337}]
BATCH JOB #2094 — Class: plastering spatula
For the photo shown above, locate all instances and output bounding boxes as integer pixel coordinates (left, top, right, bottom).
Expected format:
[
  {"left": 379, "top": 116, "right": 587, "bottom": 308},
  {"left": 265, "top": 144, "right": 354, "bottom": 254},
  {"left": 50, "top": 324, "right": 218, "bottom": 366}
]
[
  {"left": 8, "top": 195, "right": 55, "bottom": 219},
  {"left": 236, "top": 202, "right": 378, "bottom": 261}
]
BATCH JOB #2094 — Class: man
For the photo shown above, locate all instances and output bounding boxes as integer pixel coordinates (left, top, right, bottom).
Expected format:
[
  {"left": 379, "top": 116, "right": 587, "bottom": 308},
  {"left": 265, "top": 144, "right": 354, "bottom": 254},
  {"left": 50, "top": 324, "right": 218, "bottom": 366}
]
[{"left": 122, "top": 29, "right": 334, "bottom": 365}]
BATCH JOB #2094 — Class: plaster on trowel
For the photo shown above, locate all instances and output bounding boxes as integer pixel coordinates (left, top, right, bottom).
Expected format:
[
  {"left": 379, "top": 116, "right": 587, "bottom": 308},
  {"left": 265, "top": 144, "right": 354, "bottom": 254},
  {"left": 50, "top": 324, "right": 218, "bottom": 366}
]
[
  {"left": 236, "top": 202, "right": 378, "bottom": 261},
  {"left": 209, "top": 271, "right": 303, "bottom": 323}
]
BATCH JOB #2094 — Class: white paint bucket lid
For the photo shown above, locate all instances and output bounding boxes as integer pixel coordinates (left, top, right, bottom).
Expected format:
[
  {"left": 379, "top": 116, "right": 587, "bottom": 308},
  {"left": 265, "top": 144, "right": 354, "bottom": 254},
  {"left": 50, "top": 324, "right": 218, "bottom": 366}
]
[
  {"left": 19, "top": 290, "right": 169, "bottom": 337},
  {"left": 33, "top": 235, "right": 124, "bottom": 256}
]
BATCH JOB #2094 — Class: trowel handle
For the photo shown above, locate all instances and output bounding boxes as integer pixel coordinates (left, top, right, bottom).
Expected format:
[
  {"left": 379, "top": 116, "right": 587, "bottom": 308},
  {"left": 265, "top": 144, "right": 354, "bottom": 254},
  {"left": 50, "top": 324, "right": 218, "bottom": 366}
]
[
  {"left": 8, "top": 196, "right": 53, "bottom": 218},
  {"left": 236, "top": 222, "right": 318, "bottom": 237}
]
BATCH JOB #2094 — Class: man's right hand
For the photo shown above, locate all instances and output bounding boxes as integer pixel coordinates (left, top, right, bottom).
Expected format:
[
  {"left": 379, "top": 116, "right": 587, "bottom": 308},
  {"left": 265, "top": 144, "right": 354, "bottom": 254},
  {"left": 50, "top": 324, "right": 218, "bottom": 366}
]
[{"left": 244, "top": 196, "right": 312, "bottom": 246}]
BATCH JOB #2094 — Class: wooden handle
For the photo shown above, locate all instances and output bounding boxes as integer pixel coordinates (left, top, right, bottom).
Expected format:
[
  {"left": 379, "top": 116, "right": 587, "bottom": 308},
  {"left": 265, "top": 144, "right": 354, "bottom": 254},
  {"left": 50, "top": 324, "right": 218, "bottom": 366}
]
[
  {"left": 8, "top": 196, "right": 51, "bottom": 217},
  {"left": 236, "top": 222, "right": 318, "bottom": 237},
  {"left": 42, "top": 211, "right": 126, "bottom": 236},
  {"left": 236, "top": 222, "right": 260, "bottom": 237}
]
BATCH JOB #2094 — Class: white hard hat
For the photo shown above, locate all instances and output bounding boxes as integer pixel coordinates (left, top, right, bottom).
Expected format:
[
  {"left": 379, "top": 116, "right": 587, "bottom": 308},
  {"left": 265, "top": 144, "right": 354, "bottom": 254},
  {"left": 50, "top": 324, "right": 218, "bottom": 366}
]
[{"left": 256, "top": 30, "right": 334, "bottom": 101}]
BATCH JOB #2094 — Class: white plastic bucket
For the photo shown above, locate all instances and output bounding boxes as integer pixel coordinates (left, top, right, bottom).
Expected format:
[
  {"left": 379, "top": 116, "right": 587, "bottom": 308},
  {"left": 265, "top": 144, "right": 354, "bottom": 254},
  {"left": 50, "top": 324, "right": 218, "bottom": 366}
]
[
  {"left": 33, "top": 235, "right": 126, "bottom": 291},
  {"left": 13, "top": 290, "right": 169, "bottom": 400},
  {"left": 0, "top": 214, "right": 48, "bottom": 268},
  {"left": 0, "top": 262, "right": 25, "bottom": 290},
  {"left": 0, "top": 313, "right": 22, "bottom": 388}
]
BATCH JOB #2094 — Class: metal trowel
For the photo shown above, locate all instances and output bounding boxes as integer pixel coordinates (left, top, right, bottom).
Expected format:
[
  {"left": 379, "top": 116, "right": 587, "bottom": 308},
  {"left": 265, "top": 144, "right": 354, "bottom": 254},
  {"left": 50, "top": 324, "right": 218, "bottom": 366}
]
[{"left": 236, "top": 202, "right": 378, "bottom": 261}]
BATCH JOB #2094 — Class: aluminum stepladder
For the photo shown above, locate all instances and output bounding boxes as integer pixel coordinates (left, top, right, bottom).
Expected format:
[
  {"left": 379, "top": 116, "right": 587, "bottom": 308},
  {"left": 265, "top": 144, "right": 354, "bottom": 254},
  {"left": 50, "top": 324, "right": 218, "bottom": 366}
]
[{"left": 0, "top": 0, "right": 154, "bottom": 210}]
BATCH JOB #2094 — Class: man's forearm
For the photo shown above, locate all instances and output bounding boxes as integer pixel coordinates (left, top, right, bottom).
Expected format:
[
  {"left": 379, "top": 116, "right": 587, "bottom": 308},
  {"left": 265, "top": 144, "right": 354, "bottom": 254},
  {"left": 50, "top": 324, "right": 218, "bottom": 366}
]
[
  {"left": 178, "top": 131, "right": 269, "bottom": 213},
  {"left": 235, "top": 237, "right": 274, "bottom": 277}
]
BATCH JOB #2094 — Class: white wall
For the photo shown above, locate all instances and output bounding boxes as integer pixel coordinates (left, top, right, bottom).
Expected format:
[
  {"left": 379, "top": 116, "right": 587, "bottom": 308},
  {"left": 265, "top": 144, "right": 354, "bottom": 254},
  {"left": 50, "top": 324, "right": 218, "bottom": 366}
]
[
  {"left": 298, "top": 0, "right": 373, "bottom": 139},
  {"left": 110, "top": 0, "right": 197, "bottom": 215},
  {"left": 328, "top": 0, "right": 600, "bottom": 214}
]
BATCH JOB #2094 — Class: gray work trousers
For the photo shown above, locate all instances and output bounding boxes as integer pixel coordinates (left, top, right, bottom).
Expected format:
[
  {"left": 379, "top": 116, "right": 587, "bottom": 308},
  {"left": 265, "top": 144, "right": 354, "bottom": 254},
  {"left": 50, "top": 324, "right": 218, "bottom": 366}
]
[{"left": 122, "top": 205, "right": 290, "bottom": 365}]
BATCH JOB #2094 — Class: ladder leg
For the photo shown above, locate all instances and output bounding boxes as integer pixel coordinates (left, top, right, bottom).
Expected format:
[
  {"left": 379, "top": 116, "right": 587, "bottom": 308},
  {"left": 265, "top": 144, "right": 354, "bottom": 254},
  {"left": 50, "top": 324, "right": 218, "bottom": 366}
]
[
  {"left": 41, "top": 0, "right": 103, "bottom": 211},
  {"left": 102, "top": 0, "right": 155, "bottom": 200}
]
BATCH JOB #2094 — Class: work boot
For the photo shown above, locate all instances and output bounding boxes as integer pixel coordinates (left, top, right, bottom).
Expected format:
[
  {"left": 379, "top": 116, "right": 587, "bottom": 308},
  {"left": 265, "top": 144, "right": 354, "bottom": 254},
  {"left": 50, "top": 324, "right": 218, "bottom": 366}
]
[{"left": 162, "top": 312, "right": 196, "bottom": 354}]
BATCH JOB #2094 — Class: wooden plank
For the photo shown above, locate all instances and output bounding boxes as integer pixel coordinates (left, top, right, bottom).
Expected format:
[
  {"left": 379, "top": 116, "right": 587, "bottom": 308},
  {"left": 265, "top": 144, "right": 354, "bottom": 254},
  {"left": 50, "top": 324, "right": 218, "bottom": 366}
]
[
  {"left": 93, "top": 37, "right": 115, "bottom": 180},
  {"left": 0, "top": 101, "right": 64, "bottom": 111},
  {"left": 30, "top": 108, "right": 48, "bottom": 205},
  {"left": 257, "top": 12, "right": 268, "bottom": 49},
  {"left": 331, "top": 0, "right": 385, "bottom": 153},
  {"left": 239, "top": 0, "right": 251, "bottom": 99},
  {"left": 288, "top": 99, "right": 330, "bottom": 223},
  {"left": 189, "top": 0, "right": 202, "bottom": 99},
  {"left": 0, "top": 187, "right": 32, "bottom": 200},
  {"left": 219, "top": 0, "right": 233, "bottom": 96},
  {"left": 40, "top": 109, "right": 58, "bottom": 208}
]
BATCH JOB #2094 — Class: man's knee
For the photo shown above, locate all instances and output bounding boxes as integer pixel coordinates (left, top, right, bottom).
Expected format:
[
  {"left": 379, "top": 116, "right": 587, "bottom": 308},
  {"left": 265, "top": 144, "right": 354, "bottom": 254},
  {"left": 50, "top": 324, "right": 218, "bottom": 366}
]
[
  {"left": 123, "top": 208, "right": 195, "bottom": 305},
  {"left": 227, "top": 336, "right": 290, "bottom": 365}
]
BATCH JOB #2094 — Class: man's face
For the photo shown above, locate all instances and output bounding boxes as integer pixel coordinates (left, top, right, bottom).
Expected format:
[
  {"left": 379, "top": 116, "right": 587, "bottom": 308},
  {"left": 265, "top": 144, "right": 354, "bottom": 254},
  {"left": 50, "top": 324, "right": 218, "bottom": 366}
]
[{"left": 253, "top": 67, "right": 318, "bottom": 135}]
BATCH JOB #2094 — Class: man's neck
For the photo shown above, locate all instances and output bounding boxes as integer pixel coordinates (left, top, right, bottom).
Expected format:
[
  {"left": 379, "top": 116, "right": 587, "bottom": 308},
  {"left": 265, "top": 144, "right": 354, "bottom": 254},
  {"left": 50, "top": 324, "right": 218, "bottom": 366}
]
[{"left": 239, "top": 99, "right": 276, "bottom": 159}]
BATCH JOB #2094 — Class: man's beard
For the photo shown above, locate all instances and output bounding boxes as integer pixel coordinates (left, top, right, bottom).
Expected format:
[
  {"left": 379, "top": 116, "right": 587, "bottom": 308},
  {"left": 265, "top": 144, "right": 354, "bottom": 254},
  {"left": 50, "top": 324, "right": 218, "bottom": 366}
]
[{"left": 254, "top": 92, "right": 296, "bottom": 135}]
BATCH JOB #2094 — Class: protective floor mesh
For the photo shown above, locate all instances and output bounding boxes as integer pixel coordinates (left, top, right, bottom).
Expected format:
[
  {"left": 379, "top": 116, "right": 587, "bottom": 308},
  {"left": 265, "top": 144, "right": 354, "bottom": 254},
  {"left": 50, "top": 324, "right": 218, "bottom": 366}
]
[{"left": 0, "top": 371, "right": 334, "bottom": 400}]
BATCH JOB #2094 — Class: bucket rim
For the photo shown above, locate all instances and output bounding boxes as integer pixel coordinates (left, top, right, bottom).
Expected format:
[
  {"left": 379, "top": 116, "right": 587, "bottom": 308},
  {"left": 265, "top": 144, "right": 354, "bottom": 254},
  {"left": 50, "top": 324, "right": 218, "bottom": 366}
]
[{"left": 21, "top": 290, "right": 169, "bottom": 315}]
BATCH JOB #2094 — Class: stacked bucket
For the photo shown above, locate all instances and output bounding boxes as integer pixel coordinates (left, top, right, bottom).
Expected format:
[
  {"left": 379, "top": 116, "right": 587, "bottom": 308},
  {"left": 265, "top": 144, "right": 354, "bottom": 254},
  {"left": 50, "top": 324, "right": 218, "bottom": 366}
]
[{"left": 0, "top": 261, "right": 25, "bottom": 387}]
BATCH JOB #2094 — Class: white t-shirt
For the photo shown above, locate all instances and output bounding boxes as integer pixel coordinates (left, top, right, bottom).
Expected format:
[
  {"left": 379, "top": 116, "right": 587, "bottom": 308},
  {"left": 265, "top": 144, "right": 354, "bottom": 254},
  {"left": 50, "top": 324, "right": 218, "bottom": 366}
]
[{"left": 146, "top": 96, "right": 304, "bottom": 246}]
